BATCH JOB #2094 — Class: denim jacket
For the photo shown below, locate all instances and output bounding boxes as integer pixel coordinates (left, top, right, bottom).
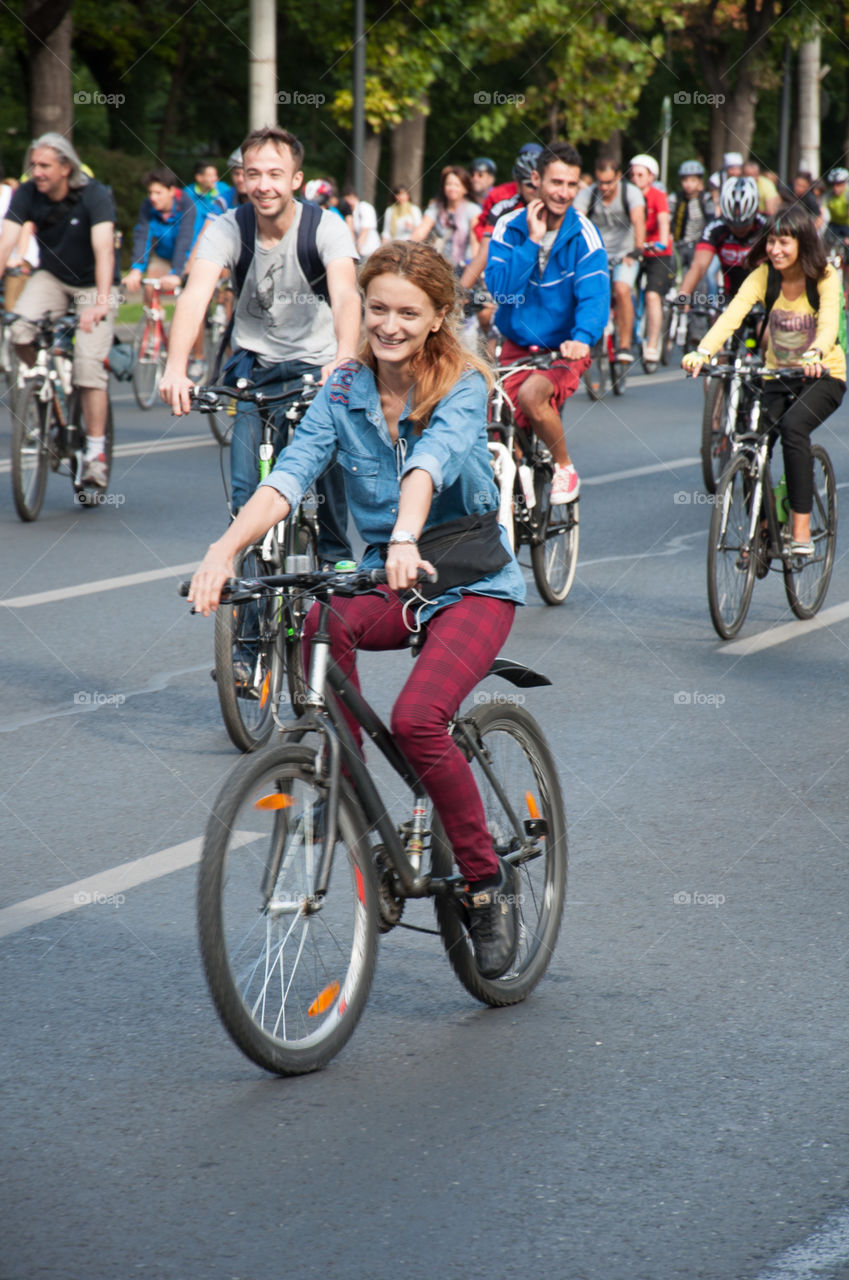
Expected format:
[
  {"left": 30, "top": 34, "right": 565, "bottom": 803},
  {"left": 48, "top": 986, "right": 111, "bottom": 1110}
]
[{"left": 259, "top": 360, "right": 526, "bottom": 618}]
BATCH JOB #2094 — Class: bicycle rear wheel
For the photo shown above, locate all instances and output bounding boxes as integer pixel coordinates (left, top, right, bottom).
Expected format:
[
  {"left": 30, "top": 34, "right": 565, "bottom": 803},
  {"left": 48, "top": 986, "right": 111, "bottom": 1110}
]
[
  {"left": 10, "top": 379, "right": 50, "bottom": 522},
  {"left": 707, "top": 453, "right": 760, "bottom": 639},
  {"left": 431, "top": 702, "right": 567, "bottom": 1006},
  {"left": 198, "top": 744, "right": 379, "bottom": 1076},
  {"left": 783, "top": 444, "right": 837, "bottom": 619},
  {"left": 529, "top": 464, "right": 579, "bottom": 605},
  {"left": 583, "top": 342, "right": 606, "bottom": 400},
  {"left": 73, "top": 393, "right": 114, "bottom": 506},
  {"left": 214, "top": 546, "right": 287, "bottom": 752},
  {"left": 700, "top": 378, "right": 732, "bottom": 494}
]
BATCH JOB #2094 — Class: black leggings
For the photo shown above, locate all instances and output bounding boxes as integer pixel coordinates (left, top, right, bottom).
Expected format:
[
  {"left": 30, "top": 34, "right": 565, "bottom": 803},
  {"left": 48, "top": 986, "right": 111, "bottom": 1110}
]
[{"left": 763, "top": 375, "right": 845, "bottom": 514}]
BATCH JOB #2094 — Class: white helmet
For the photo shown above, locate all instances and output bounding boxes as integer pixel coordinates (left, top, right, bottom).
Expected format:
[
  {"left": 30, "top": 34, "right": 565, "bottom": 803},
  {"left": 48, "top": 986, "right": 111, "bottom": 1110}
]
[
  {"left": 630, "top": 153, "right": 659, "bottom": 178},
  {"left": 719, "top": 176, "right": 758, "bottom": 226},
  {"left": 829, "top": 167, "right": 849, "bottom": 184}
]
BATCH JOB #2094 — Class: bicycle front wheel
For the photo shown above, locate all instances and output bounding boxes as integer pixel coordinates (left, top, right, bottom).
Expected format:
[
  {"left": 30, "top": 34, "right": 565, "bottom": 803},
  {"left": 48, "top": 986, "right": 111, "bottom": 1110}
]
[
  {"left": 529, "top": 465, "right": 579, "bottom": 605},
  {"left": 198, "top": 744, "right": 379, "bottom": 1076},
  {"left": 214, "top": 546, "right": 287, "bottom": 752},
  {"left": 783, "top": 444, "right": 837, "bottom": 619},
  {"left": 707, "top": 454, "right": 760, "bottom": 639},
  {"left": 11, "top": 380, "right": 50, "bottom": 522},
  {"left": 700, "top": 378, "right": 731, "bottom": 494},
  {"left": 431, "top": 702, "right": 567, "bottom": 1007},
  {"left": 132, "top": 355, "right": 164, "bottom": 410}
]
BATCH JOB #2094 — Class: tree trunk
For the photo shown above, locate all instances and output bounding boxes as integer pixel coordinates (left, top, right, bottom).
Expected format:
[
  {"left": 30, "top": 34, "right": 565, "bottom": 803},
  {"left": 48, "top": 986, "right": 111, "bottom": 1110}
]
[
  {"left": 797, "top": 33, "right": 821, "bottom": 177},
  {"left": 362, "top": 127, "right": 381, "bottom": 207},
  {"left": 722, "top": 81, "right": 757, "bottom": 165},
  {"left": 390, "top": 111, "right": 426, "bottom": 206},
  {"left": 157, "top": 28, "right": 190, "bottom": 157},
  {"left": 28, "top": 8, "right": 72, "bottom": 138}
]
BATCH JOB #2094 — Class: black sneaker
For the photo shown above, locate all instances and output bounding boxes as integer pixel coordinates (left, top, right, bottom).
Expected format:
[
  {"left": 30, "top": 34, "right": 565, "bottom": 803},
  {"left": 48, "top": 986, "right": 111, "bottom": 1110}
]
[{"left": 463, "top": 857, "right": 520, "bottom": 979}]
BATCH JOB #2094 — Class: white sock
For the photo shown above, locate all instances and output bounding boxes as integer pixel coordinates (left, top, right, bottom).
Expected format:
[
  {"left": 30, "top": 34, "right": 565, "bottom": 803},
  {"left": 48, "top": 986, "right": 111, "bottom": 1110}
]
[{"left": 85, "top": 436, "right": 104, "bottom": 461}]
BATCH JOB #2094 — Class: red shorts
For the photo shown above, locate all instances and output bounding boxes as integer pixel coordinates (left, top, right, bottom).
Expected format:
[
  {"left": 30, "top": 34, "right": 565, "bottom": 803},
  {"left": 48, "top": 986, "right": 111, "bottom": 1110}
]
[{"left": 499, "top": 338, "right": 591, "bottom": 431}]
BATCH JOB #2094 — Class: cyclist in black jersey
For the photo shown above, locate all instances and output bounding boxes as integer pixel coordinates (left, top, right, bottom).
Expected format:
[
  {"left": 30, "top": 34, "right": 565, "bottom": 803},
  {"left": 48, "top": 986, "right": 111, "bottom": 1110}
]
[{"left": 679, "top": 176, "right": 767, "bottom": 305}]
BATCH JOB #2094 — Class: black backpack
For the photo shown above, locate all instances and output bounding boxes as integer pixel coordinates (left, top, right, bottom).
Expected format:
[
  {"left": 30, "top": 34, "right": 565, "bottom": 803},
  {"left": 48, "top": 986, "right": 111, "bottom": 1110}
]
[
  {"left": 232, "top": 199, "right": 328, "bottom": 302},
  {"left": 588, "top": 179, "right": 633, "bottom": 222},
  {"left": 213, "top": 200, "right": 329, "bottom": 379}
]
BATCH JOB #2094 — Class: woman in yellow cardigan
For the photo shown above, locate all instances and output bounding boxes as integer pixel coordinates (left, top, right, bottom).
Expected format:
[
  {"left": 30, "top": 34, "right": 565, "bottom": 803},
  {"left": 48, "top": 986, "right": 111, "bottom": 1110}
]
[{"left": 683, "top": 206, "right": 846, "bottom": 555}]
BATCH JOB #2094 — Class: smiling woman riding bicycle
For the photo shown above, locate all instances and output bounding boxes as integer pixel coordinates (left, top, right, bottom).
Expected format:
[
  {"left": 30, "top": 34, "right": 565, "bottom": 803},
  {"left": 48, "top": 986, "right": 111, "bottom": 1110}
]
[
  {"left": 683, "top": 206, "right": 846, "bottom": 555},
  {"left": 190, "top": 241, "right": 527, "bottom": 978}
]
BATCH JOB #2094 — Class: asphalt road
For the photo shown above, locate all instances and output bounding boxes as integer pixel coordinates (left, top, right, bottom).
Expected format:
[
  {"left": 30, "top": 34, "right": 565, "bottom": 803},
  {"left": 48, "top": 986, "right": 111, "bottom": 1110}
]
[{"left": 1, "top": 366, "right": 848, "bottom": 1280}]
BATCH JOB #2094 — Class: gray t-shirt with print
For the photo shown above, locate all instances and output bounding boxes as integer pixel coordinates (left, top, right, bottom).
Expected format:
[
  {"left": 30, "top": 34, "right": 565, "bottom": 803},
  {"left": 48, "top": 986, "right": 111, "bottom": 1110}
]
[
  {"left": 198, "top": 201, "right": 357, "bottom": 366},
  {"left": 573, "top": 180, "right": 645, "bottom": 262}
]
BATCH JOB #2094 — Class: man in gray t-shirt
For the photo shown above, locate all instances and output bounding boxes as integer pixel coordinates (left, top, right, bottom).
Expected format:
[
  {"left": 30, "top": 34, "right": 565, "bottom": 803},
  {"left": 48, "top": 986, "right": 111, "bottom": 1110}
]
[
  {"left": 573, "top": 160, "right": 645, "bottom": 359},
  {"left": 161, "top": 126, "right": 360, "bottom": 557}
]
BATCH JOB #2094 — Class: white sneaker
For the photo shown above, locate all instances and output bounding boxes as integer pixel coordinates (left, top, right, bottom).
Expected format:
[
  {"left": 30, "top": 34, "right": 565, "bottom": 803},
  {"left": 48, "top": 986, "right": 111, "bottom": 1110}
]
[{"left": 550, "top": 464, "right": 580, "bottom": 504}]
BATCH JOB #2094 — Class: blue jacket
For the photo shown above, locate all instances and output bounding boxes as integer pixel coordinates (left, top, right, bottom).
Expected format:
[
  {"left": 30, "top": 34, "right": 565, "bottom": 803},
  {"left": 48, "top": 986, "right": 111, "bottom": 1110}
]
[
  {"left": 485, "top": 204, "right": 609, "bottom": 349},
  {"left": 260, "top": 361, "right": 526, "bottom": 619},
  {"left": 131, "top": 189, "right": 195, "bottom": 274}
]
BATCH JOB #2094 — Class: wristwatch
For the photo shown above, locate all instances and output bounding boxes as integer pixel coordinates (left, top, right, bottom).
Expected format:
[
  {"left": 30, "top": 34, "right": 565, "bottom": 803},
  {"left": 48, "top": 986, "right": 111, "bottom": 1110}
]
[{"left": 389, "top": 530, "right": 418, "bottom": 545}]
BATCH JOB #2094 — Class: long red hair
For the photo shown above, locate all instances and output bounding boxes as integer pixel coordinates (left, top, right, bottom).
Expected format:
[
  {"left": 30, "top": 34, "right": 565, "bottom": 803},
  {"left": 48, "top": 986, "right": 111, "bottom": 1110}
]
[{"left": 357, "top": 241, "right": 492, "bottom": 433}]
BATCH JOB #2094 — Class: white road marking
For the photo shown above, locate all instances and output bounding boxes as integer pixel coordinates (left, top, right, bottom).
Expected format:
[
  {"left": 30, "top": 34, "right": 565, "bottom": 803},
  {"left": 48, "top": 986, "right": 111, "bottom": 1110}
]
[
  {"left": 0, "top": 838, "right": 203, "bottom": 939},
  {"left": 0, "top": 830, "right": 262, "bottom": 940},
  {"left": 1, "top": 562, "right": 198, "bottom": 609},
  {"left": 0, "top": 432, "right": 214, "bottom": 475},
  {"left": 583, "top": 456, "right": 699, "bottom": 486},
  {"left": 720, "top": 600, "right": 849, "bottom": 655},
  {"left": 754, "top": 1208, "right": 849, "bottom": 1280}
]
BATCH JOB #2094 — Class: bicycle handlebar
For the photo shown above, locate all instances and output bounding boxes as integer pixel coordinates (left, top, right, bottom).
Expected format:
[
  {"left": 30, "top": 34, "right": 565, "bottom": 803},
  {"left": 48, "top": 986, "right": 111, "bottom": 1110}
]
[
  {"left": 179, "top": 565, "right": 438, "bottom": 603},
  {"left": 190, "top": 378, "right": 319, "bottom": 412},
  {"left": 694, "top": 364, "right": 811, "bottom": 383}
]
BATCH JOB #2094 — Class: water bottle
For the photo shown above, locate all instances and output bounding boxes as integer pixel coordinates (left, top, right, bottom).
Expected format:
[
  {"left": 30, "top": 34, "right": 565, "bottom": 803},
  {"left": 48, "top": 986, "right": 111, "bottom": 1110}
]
[{"left": 774, "top": 474, "right": 789, "bottom": 525}]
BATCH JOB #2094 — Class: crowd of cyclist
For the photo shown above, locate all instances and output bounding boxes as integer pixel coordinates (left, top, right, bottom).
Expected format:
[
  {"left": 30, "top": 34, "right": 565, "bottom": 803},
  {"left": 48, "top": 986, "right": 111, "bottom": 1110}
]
[{"left": 2, "top": 123, "right": 848, "bottom": 976}]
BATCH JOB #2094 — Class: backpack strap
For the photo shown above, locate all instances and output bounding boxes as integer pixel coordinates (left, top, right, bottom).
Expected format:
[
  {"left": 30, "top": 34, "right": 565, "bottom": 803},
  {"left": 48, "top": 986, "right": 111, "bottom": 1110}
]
[
  {"left": 296, "top": 200, "right": 328, "bottom": 303},
  {"left": 758, "top": 264, "right": 822, "bottom": 346},
  {"left": 232, "top": 202, "right": 256, "bottom": 298}
]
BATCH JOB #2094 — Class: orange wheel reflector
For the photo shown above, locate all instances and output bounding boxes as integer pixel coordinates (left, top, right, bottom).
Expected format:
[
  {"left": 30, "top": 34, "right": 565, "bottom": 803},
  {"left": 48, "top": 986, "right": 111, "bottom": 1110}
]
[
  {"left": 525, "top": 791, "right": 541, "bottom": 819},
  {"left": 354, "top": 865, "right": 365, "bottom": 905},
  {"left": 253, "top": 793, "right": 295, "bottom": 811},
  {"left": 308, "top": 981, "right": 340, "bottom": 1018},
  {"left": 259, "top": 673, "right": 270, "bottom": 707}
]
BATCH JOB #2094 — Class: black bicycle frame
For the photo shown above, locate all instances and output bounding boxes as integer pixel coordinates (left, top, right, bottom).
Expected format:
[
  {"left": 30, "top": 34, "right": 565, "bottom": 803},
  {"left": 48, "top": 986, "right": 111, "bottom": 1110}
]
[{"left": 282, "top": 593, "right": 552, "bottom": 902}]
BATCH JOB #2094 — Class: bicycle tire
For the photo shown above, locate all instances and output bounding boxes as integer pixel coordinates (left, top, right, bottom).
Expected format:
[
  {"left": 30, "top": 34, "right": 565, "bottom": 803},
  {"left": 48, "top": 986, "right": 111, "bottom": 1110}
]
[
  {"left": 73, "top": 392, "right": 114, "bottom": 507},
  {"left": 203, "top": 312, "right": 230, "bottom": 444},
  {"left": 197, "top": 743, "right": 379, "bottom": 1076},
  {"left": 700, "top": 377, "right": 731, "bottom": 494},
  {"left": 583, "top": 342, "right": 606, "bottom": 400},
  {"left": 707, "top": 453, "right": 760, "bottom": 640},
  {"left": 783, "top": 444, "right": 837, "bottom": 620},
  {"left": 431, "top": 702, "right": 567, "bottom": 1007},
  {"left": 132, "top": 355, "right": 163, "bottom": 410},
  {"left": 10, "top": 379, "right": 50, "bottom": 522},
  {"left": 214, "top": 545, "right": 287, "bottom": 752},
  {"left": 610, "top": 357, "right": 627, "bottom": 395},
  {"left": 660, "top": 301, "right": 674, "bottom": 366},
  {"left": 529, "top": 464, "right": 579, "bottom": 605},
  {"left": 283, "top": 520, "right": 318, "bottom": 715}
]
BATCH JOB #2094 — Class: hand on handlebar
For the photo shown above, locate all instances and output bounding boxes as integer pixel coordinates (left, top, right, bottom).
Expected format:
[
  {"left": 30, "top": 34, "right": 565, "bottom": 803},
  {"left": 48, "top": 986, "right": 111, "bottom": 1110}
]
[
  {"left": 682, "top": 350, "right": 707, "bottom": 377},
  {"left": 385, "top": 542, "right": 436, "bottom": 593},
  {"left": 188, "top": 544, "right": 237, "bottom": 616},
  {"left": 160, "top": 366, "right": 196, "bottom": 415},
  {"left": 558, "top": 339, "right": 590, "bottom": 361}
]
